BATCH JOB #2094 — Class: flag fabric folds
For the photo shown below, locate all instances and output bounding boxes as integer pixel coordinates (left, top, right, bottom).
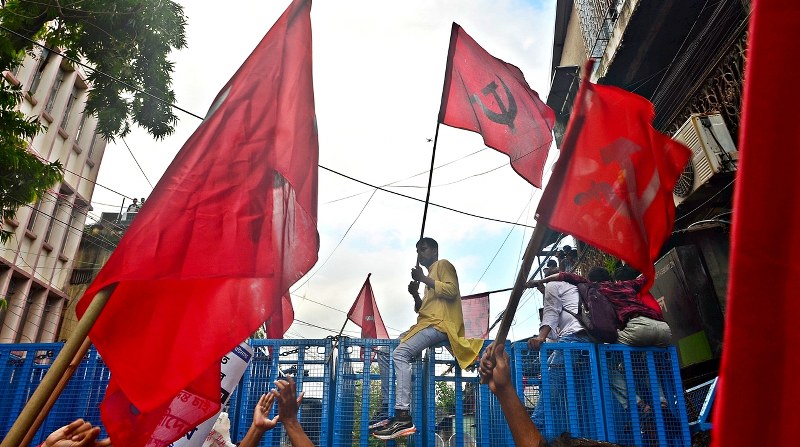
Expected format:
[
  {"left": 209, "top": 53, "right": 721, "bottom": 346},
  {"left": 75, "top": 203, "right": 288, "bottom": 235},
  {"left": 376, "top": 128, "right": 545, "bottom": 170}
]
[
  {"left": 713, "top": 2, "right": 800, "bottom": 445},
  {"left": 438, "top": 23, "right": 556, "bottom": 188},
  {"left": 545, "top": 80, "right": 690, "bottom": 291},
  {"left": 346, "top": 274, "right": 389, "bottom": 339},
  {"left": 266, "top": 294, "right": 296, "bottom": 339},
  {"left": 75, "top": 0, "right": 318, "bottom": 444},
  {"left": 461, "top": 292, "right": 490, "bottom": 339}
]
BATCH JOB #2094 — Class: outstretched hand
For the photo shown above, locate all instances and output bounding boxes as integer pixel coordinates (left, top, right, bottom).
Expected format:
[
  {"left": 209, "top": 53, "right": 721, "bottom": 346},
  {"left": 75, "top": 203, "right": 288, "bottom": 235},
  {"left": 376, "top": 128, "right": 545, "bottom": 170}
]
[
  {"left": 479, "top": 343, "right": 512, "bottom": 395},
  {"left": 252, "top": 392, "right": 280, "bottom": 431},
  {"left": 274, "top": 376, "right": 305, "bottom": 422},
  {"left": 44, "top": 419, "right": 111, "bottom": 447}
]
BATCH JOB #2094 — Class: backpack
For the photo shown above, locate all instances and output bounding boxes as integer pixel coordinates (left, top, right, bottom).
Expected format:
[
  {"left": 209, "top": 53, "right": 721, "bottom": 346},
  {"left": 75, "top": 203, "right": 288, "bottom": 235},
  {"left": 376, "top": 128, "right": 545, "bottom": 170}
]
[{"left": 563, "top": 282, "right": 619, "bottom": 343}]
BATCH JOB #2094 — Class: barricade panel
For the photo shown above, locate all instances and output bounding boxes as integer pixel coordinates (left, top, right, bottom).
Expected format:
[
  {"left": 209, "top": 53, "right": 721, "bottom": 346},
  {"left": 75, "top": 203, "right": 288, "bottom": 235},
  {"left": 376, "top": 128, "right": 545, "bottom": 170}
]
[
  {"left": 512, "top": 341, "right": 605, "bottom": 441},
  {"left": 332, "top": 338, "right": 423, "bottom": 447},
  {"left": 425, "top": 340, "right": 511, "bottom": 447},
  {"left": 597, "top": 344, "right": 691, "bottom": 447},
  {"left": 0, "top": 343, "right": 111, "bottom": 445},
  {"left": 237, "top": 338, "right": 333, "bottom": 447}
]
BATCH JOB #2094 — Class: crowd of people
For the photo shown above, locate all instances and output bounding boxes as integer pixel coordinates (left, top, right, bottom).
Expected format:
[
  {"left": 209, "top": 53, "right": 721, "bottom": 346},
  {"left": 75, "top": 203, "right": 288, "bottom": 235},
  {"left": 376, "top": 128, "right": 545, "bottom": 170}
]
[{"left": 40, "top": 238, "right": 668, "bottom": 446}]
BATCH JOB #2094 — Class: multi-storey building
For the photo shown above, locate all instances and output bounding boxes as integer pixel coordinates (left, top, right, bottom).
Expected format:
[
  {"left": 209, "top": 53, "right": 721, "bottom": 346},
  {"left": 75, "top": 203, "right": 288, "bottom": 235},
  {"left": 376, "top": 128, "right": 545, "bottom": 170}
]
[
  {"left": 546, "top": 0, "right": 749, "bottom": 385},
  {"left": 0, "top": 47, "right": 108, "bottom": 343}
]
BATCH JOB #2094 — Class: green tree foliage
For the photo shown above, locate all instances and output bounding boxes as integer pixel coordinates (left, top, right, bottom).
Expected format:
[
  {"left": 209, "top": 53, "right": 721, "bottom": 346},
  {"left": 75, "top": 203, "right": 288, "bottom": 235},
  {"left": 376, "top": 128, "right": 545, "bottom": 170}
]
[
  {"left": 0, "top": 0, "right": 187, "bottom": 242},
  {"left": 0, "top": 0, "right": 187, "bottom": 139}
]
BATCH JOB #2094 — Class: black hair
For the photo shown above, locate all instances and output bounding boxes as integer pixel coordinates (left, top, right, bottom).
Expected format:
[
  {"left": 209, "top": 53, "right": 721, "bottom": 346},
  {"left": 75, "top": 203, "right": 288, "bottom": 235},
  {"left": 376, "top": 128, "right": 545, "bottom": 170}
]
[
  {"left": 416, "top": 237, "right": 438, "bottom": 250},
  {"left": 613, "top": 265, "right": 641, "bottom": 281},
  {"left": 587, "top": 266, "right": 611, "bottom": 282},
  {"left": 546, "top": 259, "right": 558, "bottom": 268}
]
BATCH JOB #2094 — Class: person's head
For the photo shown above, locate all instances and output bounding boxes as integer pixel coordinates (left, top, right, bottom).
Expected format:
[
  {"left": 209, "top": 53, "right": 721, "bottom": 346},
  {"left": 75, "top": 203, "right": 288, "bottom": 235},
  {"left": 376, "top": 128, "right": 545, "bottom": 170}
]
[
  {"left": 140, "top": 197, "right": 146, "bottom": 203},
  {"left": 416, "top": 237, "right": 439, "bottom": 267},
  {"left": 613, "top": 265, "right": 640, "bottom": 281},
  {"left": 562, "top": 245, "right": 573, "bottom": 254},
  {"left": 132, "top": 198, "right": 138, "bottom": 204},
  {"left": 587, "top": 266, "right": 611, "bottom": 282},
  {"left": 544, "top": 259, "right": 559, "bottom": 276}
]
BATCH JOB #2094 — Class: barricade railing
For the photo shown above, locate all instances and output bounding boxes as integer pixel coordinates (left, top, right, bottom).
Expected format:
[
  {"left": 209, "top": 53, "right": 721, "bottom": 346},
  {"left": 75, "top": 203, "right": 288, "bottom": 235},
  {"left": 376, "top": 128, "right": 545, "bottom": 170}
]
[
  {"left": 232, "top": 338, "right": 333, "bottom": 447},
  {"left": 332, "top": 337, "right": 424, "bottom": 447},
  {"left": 512, "top": 341, "right": 606, "bottom": 441},
  {"left": 597, "top": 344, "right": 691, "bottom": 447},
  {"left": 0, "top": 343, "right": 110, "bottom": 445},
  {"left": 1, "top": 340, "right": 694, "bottom": 447}
]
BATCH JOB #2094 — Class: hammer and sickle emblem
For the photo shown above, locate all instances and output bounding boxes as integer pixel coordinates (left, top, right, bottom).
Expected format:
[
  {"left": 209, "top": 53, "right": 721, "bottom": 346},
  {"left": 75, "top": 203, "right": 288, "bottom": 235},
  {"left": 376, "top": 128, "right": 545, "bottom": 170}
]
[{"left": 470, "top": 77, "right": 517, "bottom": 129}]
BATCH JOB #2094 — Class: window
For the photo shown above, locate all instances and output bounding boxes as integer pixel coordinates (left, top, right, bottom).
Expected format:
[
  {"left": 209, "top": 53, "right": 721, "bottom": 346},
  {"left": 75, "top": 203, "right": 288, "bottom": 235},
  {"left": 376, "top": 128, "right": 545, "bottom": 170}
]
[
  {"left": 28, "top": 49, "right": 51, "bottom": 95},
  {"left": 87, "top": 132, "right": 99, "bottom": 160},
  {"left": 74, "top": 112, "right": 89, "bottom": 143},
  {"left": 60, "top": 85, "right": 79, "bottom": 130},
  {"left": 26, "top": 200, "right": 42, "bottom": 232},
  {"left": 43, "top": 197, "right": 64, "bottom": 243},
  {"left": 44, "top": 70, "right": 65, "bottom": 113},
  {"left": 58, "top": 207, "right": 84, "bottom": 256}
]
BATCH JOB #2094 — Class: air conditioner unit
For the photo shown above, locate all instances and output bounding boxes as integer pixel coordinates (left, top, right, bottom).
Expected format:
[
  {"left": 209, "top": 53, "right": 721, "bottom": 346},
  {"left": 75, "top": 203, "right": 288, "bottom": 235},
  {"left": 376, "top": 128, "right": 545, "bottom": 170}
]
[{"left": 672, "top": 113, "right": 738, "bottom": 206}]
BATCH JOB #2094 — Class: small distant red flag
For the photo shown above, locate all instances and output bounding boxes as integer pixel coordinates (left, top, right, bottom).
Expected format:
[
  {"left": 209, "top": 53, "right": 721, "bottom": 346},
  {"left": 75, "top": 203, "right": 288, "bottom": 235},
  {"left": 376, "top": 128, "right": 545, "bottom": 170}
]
[
  {"left": 439, "top": 23, "right": 555, "bottom": 188},
  {"left": 545, "top": 74, "right": 690, "bottom": 291},
  {"left": 461, "top": 292, "right": 490, "bottom": 339},
  {"left": 347, "top": 274, "right": 389, "bottom": 339},
  {"left": 75, "top": 0, "right": 318, "bottom": 445}
]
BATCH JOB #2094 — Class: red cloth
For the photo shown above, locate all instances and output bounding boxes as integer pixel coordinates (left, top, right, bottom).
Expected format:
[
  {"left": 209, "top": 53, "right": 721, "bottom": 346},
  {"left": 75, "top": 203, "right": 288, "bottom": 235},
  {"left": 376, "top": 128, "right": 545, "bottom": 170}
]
[
  {"left": 438, "top": 23, "right": 555, "bottom": 188},
  {"left": 76, "top": 0, "right": 318, "bottom": 444},
  {"left": 546, "top": 81, "right": 690, "bottom": 292},
  {"left": 713, "top": 2, "right": 800, "bottom": 445},
  {"left": 347, "top": 274, "right": 388, "bottom": 339},
  {"left": 461, "top": 292, "right": 490, "bottom": 339},
  {"left": 266, "top": 294, "right": 295, "bottom": 339}
]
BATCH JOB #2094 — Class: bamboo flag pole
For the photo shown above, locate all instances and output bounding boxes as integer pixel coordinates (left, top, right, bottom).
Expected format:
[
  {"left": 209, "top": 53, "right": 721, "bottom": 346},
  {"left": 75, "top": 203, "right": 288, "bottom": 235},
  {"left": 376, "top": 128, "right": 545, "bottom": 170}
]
[
  {"left": 2, "top": 285, "right": 115, "bottom": 447},
  {"left": 19, "top": 337, "right": 94, "bottom": 447},
  {"left": 487, "top": 59, "right": 594, "bottom": 355}
]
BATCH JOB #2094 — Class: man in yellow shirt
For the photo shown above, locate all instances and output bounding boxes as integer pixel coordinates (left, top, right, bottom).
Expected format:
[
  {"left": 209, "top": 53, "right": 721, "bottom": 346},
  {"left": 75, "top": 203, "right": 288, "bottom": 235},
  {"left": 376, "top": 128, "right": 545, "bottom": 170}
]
[{"left": 373, "top": 237, "right": 484, "bottom": 440}]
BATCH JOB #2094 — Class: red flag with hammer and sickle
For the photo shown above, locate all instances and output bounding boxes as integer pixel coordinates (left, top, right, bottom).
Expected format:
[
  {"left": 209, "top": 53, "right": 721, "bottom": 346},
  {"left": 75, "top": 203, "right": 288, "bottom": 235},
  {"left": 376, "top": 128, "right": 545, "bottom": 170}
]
[
  {"left": 438, "top": 23, "right": 556, "bottom": 188},
  {"left": 547, "top": 81, "right": 690, "bottom": 291}
]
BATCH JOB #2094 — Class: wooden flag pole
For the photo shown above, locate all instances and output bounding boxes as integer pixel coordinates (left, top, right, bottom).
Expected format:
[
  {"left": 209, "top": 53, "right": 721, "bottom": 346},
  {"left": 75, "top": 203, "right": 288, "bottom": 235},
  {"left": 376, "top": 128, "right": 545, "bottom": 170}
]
[
  {"left": 1, "top": 285, "right": 115, "bottom": 447},
  {"left": 486, "top": 59, "right": 594, "bottom": 369},
  {"left": 19, "top": 337, "right": 94, "bottom": 446}
]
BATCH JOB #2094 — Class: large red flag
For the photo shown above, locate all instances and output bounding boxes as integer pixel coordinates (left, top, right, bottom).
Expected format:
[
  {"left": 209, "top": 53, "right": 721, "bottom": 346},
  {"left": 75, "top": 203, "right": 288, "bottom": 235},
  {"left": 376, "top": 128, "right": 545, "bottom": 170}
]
[
  {"left": 346, "top": 274, "right": 388, "bottom": 339},
  {"left": 75, "top": 0, "right": 318, "bottom": 444},
  {"left": 713, "top": 2, "right": 800, "bottom": 445},
  {"left": 545, "top": 80, "right": 690, "bottom": 291},
  {"left": 461, "top": 292, "right": 490, "bottom": 339},
  {"left": 439, "top": 23, "right": 556, "bottom": 188}
]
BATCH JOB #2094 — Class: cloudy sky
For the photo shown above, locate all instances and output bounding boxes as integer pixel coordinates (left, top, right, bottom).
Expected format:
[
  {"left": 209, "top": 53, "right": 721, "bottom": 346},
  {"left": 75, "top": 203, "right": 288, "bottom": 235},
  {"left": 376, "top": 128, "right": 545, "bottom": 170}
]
[{"left": 90, "top": 0, "right": 568, "bottom": 342}]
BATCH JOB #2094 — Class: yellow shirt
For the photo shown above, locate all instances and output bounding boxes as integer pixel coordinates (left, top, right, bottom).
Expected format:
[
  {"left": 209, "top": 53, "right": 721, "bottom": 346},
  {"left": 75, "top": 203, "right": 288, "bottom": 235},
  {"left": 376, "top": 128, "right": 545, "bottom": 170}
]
[{"left": 401, "top": 259, "right": 484, "bottom": 369}]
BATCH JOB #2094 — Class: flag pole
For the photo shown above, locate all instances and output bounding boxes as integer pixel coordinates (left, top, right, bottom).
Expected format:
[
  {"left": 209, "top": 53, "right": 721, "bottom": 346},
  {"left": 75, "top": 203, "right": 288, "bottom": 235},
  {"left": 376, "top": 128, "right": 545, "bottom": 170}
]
[
  {"left": 1, "top": 285, "right": 115, "bottom": 447},
  {"left": 419, "top": 122, "right": 442, "bottom": 240},
  {"left": 487, "top": 59, "right": 594, "bottom": 357},
  {"left": 19, "top": 337, "right": 94, "bottom": 446}
]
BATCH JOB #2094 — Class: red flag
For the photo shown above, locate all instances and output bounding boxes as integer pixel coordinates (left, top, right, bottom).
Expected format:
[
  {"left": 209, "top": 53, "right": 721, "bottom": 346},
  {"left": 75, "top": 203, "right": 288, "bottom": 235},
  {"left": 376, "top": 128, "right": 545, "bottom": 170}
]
[
  {"left": 439, "top": 23, "right": 556, "bottom": 188},
  {"left": 545, "top": 77, "right": 690, "bottom": 291},
  {"left": 461, "top": 292, "right": 490, "bottom": 339},
  {"left": 346, "top": 274, "right": 389, "bottom": 339},
  {"left": 266, "top": 294, "right": 295, "bottom": 339},
  {"left": 75, "top": 0, "right": 318, "bottom": 444},
  {"left": 713, "top": 2, "right": 800, "bottom": 445}
]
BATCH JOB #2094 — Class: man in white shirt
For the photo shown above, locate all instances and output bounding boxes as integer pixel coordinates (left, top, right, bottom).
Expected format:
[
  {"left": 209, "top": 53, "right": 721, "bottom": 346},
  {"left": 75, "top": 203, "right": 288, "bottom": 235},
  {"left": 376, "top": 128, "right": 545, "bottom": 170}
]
[{"left": 525, "top": 275, "right": 593, "bottom": 431}]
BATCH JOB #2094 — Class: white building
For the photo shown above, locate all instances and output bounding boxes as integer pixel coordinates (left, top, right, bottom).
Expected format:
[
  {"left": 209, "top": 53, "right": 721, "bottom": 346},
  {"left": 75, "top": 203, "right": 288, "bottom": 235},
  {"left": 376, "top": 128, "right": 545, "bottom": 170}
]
[{"left": 1, "top": 47, "right": 108, "bottom": 343}]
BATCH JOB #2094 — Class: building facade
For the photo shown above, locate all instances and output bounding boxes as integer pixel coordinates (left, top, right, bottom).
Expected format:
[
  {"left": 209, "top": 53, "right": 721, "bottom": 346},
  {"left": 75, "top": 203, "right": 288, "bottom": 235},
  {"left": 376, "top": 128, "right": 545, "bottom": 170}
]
[
  {"left": 0, "top": 47, "right": 108, "bottom": 343},
  {"left": 546, "top": 0, "right": 749, "bottom": 384}
]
